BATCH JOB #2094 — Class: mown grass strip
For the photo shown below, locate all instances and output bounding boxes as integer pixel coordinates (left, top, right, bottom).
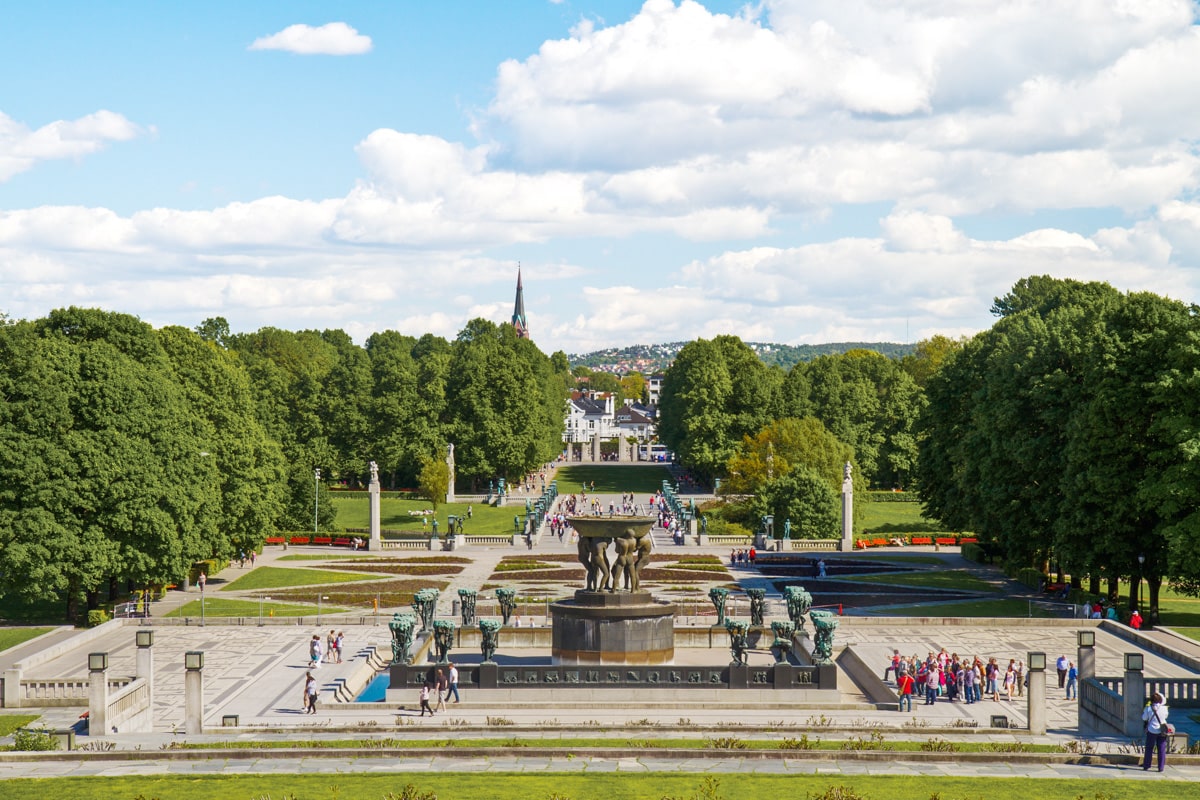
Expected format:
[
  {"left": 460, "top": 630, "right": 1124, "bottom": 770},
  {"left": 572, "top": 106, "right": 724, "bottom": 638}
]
[
  {"left": 0, "top": 627, "right": 52, "bottom": 653},
  {"left": 164, "top": 598, "right": 344, "bottom": 618},
  {"left": 3, "top": 772, "right": 1197, "bottom": 800},
  {"left": 219, "top": 566, "right": 386, "bottom": 592}
]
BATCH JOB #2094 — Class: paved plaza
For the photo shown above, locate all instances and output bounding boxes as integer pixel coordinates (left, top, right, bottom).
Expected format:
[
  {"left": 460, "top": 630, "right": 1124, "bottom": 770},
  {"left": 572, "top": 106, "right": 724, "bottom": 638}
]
[{"left": 3, "top": 483, "right": 1200, "bottom": 784}]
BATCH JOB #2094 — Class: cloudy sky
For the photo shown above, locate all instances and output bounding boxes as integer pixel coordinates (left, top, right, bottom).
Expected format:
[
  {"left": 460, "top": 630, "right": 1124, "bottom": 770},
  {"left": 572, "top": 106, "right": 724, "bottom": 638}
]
[{"left": 3, "top": 1, "right": 1200, "bottom": 353}]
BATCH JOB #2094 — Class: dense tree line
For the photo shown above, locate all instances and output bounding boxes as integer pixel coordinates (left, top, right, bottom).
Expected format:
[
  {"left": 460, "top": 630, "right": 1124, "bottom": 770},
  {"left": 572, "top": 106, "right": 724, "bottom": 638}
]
[
  {"left": 918, "top": 277, "right": 1200, "bottom": 617},
  {"left": 0, "top": 309, "right": 567, "bottom": 617},
  {"left": 657, "top": 335, "right": 919, "bottom": 537},
  {"left": 658, "top": 336, "right": 923, "bottom": 488}
]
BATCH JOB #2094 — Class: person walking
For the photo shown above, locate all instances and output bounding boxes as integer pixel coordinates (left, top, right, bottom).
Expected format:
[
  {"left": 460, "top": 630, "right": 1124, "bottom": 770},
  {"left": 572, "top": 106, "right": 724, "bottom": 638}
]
[
  {"left": 1065, "top": 661, "right": 1078, "bottom": 700},
  {"left": 419, "top": 681, "right": 434, "bottom": 716},
  {"left": 197, "top": 572, "right": 206, "bottom": 593},
  {"left": 309, "top": 634, "right": 323, "bottom": 670},
  {"left": 304, "top": 671, "right": 318, "bottom": 714},
  {"left": 1142, "top": 691, "right": 1170, "bottom": 772},
  {"left": 434, "top": 668, "right": 448, "bottom": 712},
  {"left": 447, "top": 663, "right": 461, "bottom": 703},
  {"left": 1056, "top": 654, "right": 1068, "bottom": 688}
]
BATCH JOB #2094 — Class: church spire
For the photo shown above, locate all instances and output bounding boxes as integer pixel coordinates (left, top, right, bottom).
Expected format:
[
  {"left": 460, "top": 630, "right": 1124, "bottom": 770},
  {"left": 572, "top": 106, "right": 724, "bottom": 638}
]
[{"left": 512, "top": 263, "right": 529, "bottom": 339}]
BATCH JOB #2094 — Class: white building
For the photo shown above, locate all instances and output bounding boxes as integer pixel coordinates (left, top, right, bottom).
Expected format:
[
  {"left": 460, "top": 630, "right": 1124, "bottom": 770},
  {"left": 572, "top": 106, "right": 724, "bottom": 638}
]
[{"left": 563, "top": 392, "right": 619, "bottom": 443}]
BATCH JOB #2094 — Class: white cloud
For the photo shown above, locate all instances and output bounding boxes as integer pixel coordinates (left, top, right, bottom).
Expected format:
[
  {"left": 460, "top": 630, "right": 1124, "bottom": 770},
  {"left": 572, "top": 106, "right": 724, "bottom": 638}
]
[
  {"left": 249, "top": 22, "right": 372, "bottom": 56},
  {"left": 0, "top": 110, "right": 141, "bottom": 182}
]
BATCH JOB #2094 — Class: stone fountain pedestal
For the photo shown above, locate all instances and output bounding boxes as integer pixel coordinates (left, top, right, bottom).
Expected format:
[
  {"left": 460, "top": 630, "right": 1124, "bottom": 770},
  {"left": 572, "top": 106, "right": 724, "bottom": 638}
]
[
  {"left": 551, "top": 590, "right": 675, "bottom": 665},
  {"left": 551, "top": 515, "right": 675, "bottom": 665}
]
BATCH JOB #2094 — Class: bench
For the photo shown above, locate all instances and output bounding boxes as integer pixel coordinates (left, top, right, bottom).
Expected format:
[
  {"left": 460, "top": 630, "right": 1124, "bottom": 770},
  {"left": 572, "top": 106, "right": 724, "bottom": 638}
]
[
  {"left": 290, "top": 535, "right": 311, "bottom": 546},
  {"left": 313, "top": 536, "right": 333, "bottom": 545},
  {"left": 911, "top": 537, "right": 933, "bottom": 545},
  {"left": 935, "top": 537, "right": 958, "bottom": 546},
  {"left": 871, "top": 537, "right": 888, "bottom": 547},
  {"left": 264, "top": 536, "right": 286, "bottom": 546},
  {"left": 960, "top": 537, "right": 978, "bottom": 544},
  {"left": 856, "top": 539, "right": 872, "bottom": 549},
  {"left": 333, "top": 537, "right": 353, "bottom": 547}
]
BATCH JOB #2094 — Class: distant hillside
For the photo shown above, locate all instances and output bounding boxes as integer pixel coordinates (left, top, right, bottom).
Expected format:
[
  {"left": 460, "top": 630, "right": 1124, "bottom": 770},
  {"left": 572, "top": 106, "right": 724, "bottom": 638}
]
[{"left": 569, "top": 341, "right": 915, "bottom": 374}]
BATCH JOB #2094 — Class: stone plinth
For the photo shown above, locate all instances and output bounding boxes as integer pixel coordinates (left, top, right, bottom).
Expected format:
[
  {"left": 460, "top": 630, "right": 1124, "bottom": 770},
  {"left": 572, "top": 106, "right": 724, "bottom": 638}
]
[{"left": 551, "top": 590, "right": 675, "bottom": 665}]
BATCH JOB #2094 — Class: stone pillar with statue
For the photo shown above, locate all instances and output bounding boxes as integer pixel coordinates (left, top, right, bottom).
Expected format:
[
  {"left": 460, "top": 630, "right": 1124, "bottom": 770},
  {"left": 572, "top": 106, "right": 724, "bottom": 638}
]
[
  {"left": 445, "top": 444, "right": 456, "bottom": 504},
  {"left": 840, "top": 461, "right": 854, "bottom": 551},
  {"left": 368, "top": 460, "right": 381, "bottom": 551}
]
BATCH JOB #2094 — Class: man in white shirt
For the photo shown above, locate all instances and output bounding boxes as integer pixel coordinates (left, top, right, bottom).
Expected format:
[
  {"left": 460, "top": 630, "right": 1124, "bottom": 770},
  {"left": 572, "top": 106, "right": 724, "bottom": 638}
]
[
  {"left": 447, "top": 663, "right": 460, "bottom": 703},
  {"left": 1056, "top": 654, "right": 1068, "bottom": 688}
]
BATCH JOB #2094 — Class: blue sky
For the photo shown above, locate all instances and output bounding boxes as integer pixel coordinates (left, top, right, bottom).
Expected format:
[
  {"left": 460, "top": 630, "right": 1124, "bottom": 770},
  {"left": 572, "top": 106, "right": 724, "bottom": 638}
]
[{"left": 3, "top": 1, "right": 1200, "bottom": 353}]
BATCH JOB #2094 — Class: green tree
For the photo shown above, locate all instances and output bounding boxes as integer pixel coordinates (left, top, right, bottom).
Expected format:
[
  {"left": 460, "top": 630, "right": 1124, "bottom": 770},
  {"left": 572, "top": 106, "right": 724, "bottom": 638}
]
[
  {"left": 0, "top": 309, "right": 221, "bottom": 618},
  {"left": 418, "top": 454, "right": 450, "bottom": 512},
  {"left": 757, "top": 468, "right": 841, "bottom": 540}
]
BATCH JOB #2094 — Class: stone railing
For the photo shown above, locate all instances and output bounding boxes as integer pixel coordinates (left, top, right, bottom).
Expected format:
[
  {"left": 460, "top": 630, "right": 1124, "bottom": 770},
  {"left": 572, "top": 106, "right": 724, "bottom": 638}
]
[
  {"left": 704, "top": 535, "right": 753, "bottom": 545},
  {"left": 1079, "top": 677, "right": 1125, "bottom": 735},
  {"left": 465, "top": 535, "right": 515, "bottom": 545},
  {"left": 1093, "top": 676, "right": 1200, "bottom": 707},
  {"left": 18, "top": 677, "right": 131, "bottom": 707},
  {"left": 786, "top": 539, "right": 841, "bottom": 551},
  {"left": 379, "top": 539, "right": 434, "bottom": 550},
  {"left": 107, "top": 676, "right": 152, "bottom": 733}
]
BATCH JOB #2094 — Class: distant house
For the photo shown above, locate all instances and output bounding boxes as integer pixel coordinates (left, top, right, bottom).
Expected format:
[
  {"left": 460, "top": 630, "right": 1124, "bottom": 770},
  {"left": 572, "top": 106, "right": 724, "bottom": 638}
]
[
  {"left": 646, "top": 373, "right": 665, "bottom": 406},
  {"left": 615, "top": 402, "right": 655, "bottom": 441},
  {"left": 564, "top": 392, "right": 618, "bottom": 442}
]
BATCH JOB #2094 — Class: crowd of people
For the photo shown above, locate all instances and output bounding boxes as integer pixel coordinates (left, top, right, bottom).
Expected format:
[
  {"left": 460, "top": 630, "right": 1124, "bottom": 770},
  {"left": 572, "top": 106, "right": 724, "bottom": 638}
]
[{"left": 887, "top": 649, "right": 1034, "bottom": 709}]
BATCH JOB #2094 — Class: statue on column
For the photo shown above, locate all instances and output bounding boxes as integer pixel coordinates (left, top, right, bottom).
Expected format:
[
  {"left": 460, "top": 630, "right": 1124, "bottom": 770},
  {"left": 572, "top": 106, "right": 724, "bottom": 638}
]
[
  {"left": 784, "top": 586, "right": 813, "bottom": 632},
  {"left": 770, "top": 620, "right": 796, "bottom": 664},
  {"left": 810, "top": 609, "right": 839, "bottom": 665},
  {"left": 726, "top": 619, "right": 749, "bottom": 666},
  {"left": 458, "top": 588, "right": 477, "bottom": 626},
  {"left": 709, "top": 587, "right": 729, "bottom": 626},
  {"left": 369, "top": 460, "right": 379, "bottom": 485},
  {"left": 496, "top": 588, "right": 517, "bottom": 625},
  {"left": 388, "top": 613, "right": 416, "bottom": 665},
  {"left": 479, "top": 619, "right": 501, "bottom": 663},
  {"left": 746, "top": 587, "right": 766, "bottom": 627},
  {"left": 433, "top": 619, "right": 455, "bottom": 663}
]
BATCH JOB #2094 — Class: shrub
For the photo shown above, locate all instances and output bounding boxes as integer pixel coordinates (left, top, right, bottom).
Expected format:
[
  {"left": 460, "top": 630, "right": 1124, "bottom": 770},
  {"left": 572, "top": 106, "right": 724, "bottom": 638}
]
[
  {"left": 86, "top": 609, "right": 110, "bottom": 628},
  {"left": 189, "top": 558, "right": 228, "bottom": 584},
  {"left": 12, "top": 727, "right": 60, "bottom": 751},
  {"left": 705, "top": 517, "right": 752, "bottom": 539},
  {"left": 864, "top": 491, "right": 920, "bottom": 503},
  {"left": 961, "top": 543, "right": 986, "bottom": 563},
  {"left": 1014, "top": 567, "right": 1046, "bottom": 590}
]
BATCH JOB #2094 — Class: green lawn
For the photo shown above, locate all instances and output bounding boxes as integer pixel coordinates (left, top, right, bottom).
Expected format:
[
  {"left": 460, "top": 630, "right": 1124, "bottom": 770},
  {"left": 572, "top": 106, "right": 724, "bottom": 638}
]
[
  {"left": 876, "top": 598, "right": 1058, "bottom": 617},
  {"left": 330, "top": 496, "right": 527, "bottom": 535},
  {"left": 0, "top": 715, "right": 40, "bottom": 737},
  {"left": 554, "top": 464, "right": 673, "bottom": 494},
  {"left": 860, "top": 499, "right": 950, "bottom": 535},
  {"left": 164, "top": 598, "right": 344, "bottom": 618},
  {"left": 219, "top": 566, "right": 385, "bottom": 592},
  {"left": 2, "top": 773, "right": 1196, "bottom": 800},
  {"left": 0, "top": 627, "right": 52, "bottom": 653},
  {"left": 852, "top": 570, "right": 998, "bottom": 593},
  {"left": 1175, "top": 627, "right": 1200, "bottom": 642}
]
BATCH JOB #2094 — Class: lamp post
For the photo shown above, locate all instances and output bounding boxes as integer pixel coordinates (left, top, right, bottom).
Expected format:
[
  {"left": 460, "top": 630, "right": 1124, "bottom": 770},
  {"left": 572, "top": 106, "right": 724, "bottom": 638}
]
[
  {"left": 317, "top": 594, "right": 329, "bottom": 622},
  {"left": 259, "top": 595, "right": 271, "bottom": 626},
  {"left": 313, "top": 468, "right": 321, "bottom": 534},
  {"left": 1137, "top": 553, "right": 1145, "bottom": 612}
]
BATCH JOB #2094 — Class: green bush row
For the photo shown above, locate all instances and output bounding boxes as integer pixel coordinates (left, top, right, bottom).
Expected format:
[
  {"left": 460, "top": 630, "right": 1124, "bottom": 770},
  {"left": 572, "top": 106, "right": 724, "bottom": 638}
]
[
  {"left": 960, "top": 543, "right": 987, "bottom": 563},
  {"left": 189, "top": 558, "right": 228, "bottom": 584},
  {"left": 1012, "top": 567, "right": 1046, "bottom": 590},
  {"left": 86, "top": 609, "right": 110, "bottom": 628},
  {"left": 864, "top": 491, "right": 920, "bottom": 503}
]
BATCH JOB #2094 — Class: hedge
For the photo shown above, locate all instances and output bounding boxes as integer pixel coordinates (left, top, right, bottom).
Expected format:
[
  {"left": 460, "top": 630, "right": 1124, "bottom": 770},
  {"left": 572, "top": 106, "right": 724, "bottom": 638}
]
[
  {"left": 864, "top": 491, "right": 920, "bottom": 503},
  {"left": 961, "top": 543, "right": 987, "bottom": 563},
  {"left": 86, "top": 609, "right": 110, "bottom": 628},
  {"left": 189, "top": 558, "right": 228, "bottom": 584}
]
